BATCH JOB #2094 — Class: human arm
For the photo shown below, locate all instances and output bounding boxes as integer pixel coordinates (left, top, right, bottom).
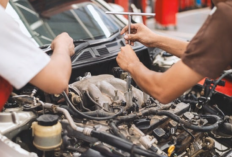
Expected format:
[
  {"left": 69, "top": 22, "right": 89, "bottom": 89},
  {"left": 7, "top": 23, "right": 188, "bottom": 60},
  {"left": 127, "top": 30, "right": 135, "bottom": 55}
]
[
  {"left": 117, "top": 45, "right": 203, "bottom": 104},
  {"left": 117, "top": 3, "right": 232, "bottom": 103},
  {"left": 0, "top": 6, "right": 75, "bottom": 94},
  {"left": 29, "top": 33, "right": 74, "bottom": 94},
  {"left": 121, "top": 23, "right": 188, "bottom": 58}
]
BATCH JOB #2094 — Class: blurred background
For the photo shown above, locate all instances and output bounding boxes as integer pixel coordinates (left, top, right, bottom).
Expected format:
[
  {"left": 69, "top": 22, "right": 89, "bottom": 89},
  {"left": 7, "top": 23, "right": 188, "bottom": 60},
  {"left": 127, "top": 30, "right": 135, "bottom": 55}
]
[
  {"left": 105, "top": 0, "right": 213, "bottom": 40},
  {"left": 5, "top": 0, "right": 213, "bottom": 46}
]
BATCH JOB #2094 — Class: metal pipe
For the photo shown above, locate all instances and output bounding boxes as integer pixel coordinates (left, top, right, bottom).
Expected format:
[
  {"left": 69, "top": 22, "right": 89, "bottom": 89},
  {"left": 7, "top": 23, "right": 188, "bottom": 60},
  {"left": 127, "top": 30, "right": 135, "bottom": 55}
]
[
  {"left": 128, "top": 15, "right": 131, "bottom": 45},
  {"left": 106, "top": 12, "right": 155, "bottom": 46},
  {"left": 106, "top": 11, "right": 155, "bottom": 109},
  {"left": 56, "top": 107, "right": 85, "bottom": 133},
  {"left": 105, "top": 12, "right": 155, "bottom": 16},
  {"left": 43, "top": 103, "right": 85, "bottom": 133}
]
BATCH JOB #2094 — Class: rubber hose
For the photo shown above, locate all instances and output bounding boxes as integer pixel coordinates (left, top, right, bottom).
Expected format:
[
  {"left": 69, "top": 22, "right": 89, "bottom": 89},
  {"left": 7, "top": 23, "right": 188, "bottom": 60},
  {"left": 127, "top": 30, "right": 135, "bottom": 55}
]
[
  {"left": 109, "top": 122, "right": 129, "bottom": 141},
  {"left": 142, "top": 109, "right": 219, "bottom": 132},
  {"left": 112, "top": 149, "right": 127, "bottom": 157},
  {"left": 222, "top": 150, "right": 232, "bottom": 157},
  {"left": 208, "top": 70, "right": 232, "bottom": 99},
  {"left": 180, "top": 98, "right": 198, "bottom": 104},
  {"left": 63, "top": 92, "right": 123, "bottom": 120},
  {"left": 91, "top": 130, "right": 166, "bottom": 157},
  {"left": 86, "top": 91, "right": 103, "bottom": 109},
  {"left": 92, "top": 144, "right": 119, "bottom": 157},
  {"left": 200, "top": 115, "right": 221, "bottom": 123},
  {"left": 213, "top": 104, "right": 225, "bottom": 118},
  {"left": 62, "top": 105, "right": 138, "bottom": 123},
  {"left": 84, "top": 110, "right": 116, "bottom": 117},
  {"left": 202, "top": 105, "right": 218, "bottom": 115},
  {"left": 61, "top": 105, "right": 118, "bottom": 117},
  {"left": 222, "top": 123, "right": 232, "bottom": 134},
  {"left": 116, "top": 114, "right": 138, "bottom": 125}
]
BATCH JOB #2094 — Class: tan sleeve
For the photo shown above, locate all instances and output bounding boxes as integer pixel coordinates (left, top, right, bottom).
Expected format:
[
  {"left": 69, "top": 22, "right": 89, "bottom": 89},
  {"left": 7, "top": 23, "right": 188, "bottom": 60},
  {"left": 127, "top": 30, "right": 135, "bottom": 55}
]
[{"left": 182, "top": 4, "right": 232, "bottom": 79}]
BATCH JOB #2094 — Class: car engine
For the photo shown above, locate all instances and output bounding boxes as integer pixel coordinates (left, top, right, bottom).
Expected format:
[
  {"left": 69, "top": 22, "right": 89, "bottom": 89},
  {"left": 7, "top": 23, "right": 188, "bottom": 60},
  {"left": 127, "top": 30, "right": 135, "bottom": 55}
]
[{"left": 1, "top": 70, "right": 232, "bottom": 157}]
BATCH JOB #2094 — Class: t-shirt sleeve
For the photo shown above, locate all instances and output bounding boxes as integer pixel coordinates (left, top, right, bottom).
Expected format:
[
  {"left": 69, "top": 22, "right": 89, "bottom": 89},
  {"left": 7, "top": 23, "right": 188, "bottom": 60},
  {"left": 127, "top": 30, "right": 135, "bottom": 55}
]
[
  {"left": 0, "top": 6, "right": 50, "bottom": 89},
  {"left": 182, "top": 5, "right": 232, "bottom": 79}
]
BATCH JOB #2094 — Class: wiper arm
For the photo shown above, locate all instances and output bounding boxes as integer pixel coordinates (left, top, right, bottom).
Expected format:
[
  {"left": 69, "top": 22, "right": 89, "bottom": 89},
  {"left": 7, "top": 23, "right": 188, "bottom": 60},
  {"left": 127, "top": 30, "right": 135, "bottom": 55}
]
[
  {"left": 73, "top": 39, "right": 88, "bottom": 44},
  {"left": 74, "top": 41, "right": 89, "bottom": 52},
  {"left": 72, "top": 41, "right": 90, "bottom": 62},
  {"left": 40, "top": 40, "right": 90, "bottom": 55},
  {"left": 40, "top": 44, "right": 52, "bottom": 54},
  {"left": 109, "top": 30, "right": 120, "bottom": 38}
]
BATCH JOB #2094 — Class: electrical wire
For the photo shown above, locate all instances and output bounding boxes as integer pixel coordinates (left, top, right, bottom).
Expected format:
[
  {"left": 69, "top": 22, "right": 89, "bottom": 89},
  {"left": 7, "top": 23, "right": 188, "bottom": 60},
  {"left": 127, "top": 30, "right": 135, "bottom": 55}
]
[
  {"left": 213, "top": 104, "right": 225, "bottom": 119},
  {"left": 86, "top": 91, "right": 103, "bottom": 109},
  {"left": 207, "top": 70, "right": 232, "bottom": 100},
  {"left": 79, "top": 99, "right": 91, "bottom": 111},
  {"left": 63, "top": 92, "right": 123, "bottom": 120},
  {"left": 214, "top": 147, "right": 230, "bottom": 152},
  {"left": 142, "top": 109, "right": 220, "bottom": 132},
  {"left": 181, "top": 124, "right": 195, "bottom": 141}
]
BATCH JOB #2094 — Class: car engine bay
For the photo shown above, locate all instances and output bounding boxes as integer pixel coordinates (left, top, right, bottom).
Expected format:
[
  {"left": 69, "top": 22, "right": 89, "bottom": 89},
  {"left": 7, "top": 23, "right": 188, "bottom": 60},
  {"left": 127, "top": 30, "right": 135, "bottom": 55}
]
[
  {"left": 2, "top": 66, "right": 232, "bottom": 157},
  {"left": 5, "top": 0, "right": 232, "bottom": 156}
]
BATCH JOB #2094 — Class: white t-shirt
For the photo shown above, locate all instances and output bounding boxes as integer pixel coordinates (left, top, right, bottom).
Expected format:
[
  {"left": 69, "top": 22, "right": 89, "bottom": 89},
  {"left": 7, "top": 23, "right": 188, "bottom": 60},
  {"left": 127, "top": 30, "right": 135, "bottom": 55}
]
[{"left": 0, "top": 6, "right": 50, "bottom": 89}]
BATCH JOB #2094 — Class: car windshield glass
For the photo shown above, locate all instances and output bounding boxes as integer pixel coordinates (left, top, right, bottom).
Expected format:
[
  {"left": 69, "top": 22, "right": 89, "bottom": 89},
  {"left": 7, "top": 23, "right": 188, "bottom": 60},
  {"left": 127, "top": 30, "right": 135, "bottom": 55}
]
[{"left": 10, "top": 0, "right": 120, "bottom": 46}]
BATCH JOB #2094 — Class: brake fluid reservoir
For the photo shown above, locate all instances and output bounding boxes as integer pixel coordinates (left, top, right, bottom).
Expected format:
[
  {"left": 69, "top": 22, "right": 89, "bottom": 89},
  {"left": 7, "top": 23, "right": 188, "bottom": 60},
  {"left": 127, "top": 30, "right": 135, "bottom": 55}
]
[{"left": 31, "top": 114, "right": 62, "bottom": 151}]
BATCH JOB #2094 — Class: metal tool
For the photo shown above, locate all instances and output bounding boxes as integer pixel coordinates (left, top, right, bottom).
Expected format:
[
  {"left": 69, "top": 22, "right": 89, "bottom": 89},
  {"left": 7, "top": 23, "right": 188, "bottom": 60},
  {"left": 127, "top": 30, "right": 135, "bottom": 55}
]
[
  {"left": 106, "top": 12, "right": 155, "bottom": 108},
  {"left": 105, "top": 12, "right": 155, "bottom": 45}
]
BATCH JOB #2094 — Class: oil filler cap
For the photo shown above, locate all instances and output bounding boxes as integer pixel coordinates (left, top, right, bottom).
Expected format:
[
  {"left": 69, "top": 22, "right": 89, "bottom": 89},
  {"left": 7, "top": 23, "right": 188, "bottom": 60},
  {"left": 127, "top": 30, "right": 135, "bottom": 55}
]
[{"left": 37, "top": 114, "right": 59, "bottom": 126}]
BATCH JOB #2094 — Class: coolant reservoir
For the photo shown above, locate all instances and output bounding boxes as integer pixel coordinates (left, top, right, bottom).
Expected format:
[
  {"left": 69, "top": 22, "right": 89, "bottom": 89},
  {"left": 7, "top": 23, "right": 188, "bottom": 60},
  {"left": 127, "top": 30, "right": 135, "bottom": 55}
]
[{"left": 31, "top": 114, "right": 62, "bottom": 151}]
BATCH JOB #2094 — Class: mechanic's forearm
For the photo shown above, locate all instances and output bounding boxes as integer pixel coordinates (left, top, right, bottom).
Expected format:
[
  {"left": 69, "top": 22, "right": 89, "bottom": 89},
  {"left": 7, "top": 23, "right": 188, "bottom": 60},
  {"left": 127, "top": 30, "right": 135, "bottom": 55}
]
[
  {"left": 51, "top": 47, "right": 72, "bottom": 82},
  {"left": 30, "top": 46, "right": 71, "bottom": 94},
  {"left": 127, "top": 60, "right": 203, "bottom": 104},
  {"left": 154, "top": 35, "right": 189, "bottom": 58},
  {"left": 128, "top": 61, "right": 165, "bottom": 103}
]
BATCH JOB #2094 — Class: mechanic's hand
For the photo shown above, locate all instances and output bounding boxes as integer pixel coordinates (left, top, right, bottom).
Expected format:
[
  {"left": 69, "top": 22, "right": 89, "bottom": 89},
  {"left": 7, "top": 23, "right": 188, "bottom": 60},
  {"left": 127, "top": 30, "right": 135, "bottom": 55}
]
[
  {"left": 121, "top": 23, "right": 156, "bottom": 47},
  {"left": 51, "top": 32, "right": 75, "bottom": 56},
  {"left": 117, "top": 45, "right": 140, "bottom": 72}
]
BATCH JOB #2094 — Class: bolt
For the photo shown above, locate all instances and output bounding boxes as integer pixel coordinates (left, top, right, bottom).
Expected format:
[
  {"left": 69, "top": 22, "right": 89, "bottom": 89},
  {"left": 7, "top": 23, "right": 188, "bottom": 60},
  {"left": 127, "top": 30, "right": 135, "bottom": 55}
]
[{"left": 115, "top": 90, "right": 118, "bottom": 96}]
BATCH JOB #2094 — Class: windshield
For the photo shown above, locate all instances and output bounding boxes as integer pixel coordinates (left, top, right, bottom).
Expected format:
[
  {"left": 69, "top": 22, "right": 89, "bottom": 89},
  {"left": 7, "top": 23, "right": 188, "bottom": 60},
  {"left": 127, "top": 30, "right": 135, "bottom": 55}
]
[{"left": 9, "top": 0, "right": 120, "bottom": 46}]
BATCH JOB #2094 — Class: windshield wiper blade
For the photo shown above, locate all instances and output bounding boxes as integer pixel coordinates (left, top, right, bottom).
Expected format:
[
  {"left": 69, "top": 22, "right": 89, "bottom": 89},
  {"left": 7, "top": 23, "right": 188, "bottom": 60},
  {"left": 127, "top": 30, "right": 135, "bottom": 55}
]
[
  {"left": 74, "top": 41, "right": 89, "bottom": 52},
  {"left": 40, "top": 40, "right": 90, "bottom": 55},
  {"left": 109, "top": 30, "right": 120, "bottom": 38},
  {"left": 72, "top": 41, "right": 90, "bottom": 62},
  {"left": 73, "top": 39, "right": 88, "bottom": 44}
]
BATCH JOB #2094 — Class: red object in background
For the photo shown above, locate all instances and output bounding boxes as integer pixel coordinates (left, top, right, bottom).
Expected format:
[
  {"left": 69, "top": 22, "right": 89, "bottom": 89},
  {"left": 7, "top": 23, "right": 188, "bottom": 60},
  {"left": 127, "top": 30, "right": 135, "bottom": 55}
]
[
  {"left": 104, "top": 0, "right": 129, "bottom": 18},
  {"left": 179, "top": 0, "right": 195, "bottom": 11},
  {"left": 198, "top": 78, "right": 232, "bottom": 97},
  {"left": 0, "top": 77, "right": 13, "bottom": 110},
  {"left": 207, "top": 0, "right": 211, "bottom": 7},
  {"left": 141, "top": 0, "right": 147, "bottom": 25},
  {"left": 187, "top": 0, "right": 195, "bottom": 8},
  {"left": 185, "top": 0, "right": 191, "bottom": 8},
  {"left": 114, "top": 0, "right": 129, "bottom": 18},
  {"left": 202, "top": 0, "right": 211, "bottom": 7},
  {"left": 201, "top": 0, "right": 205, "bottom": 5},
  {"left": 179, "top": 0, "right": 186, "bottom": 10},
  {"left": 155, "top": 0, "right": 178, "bottom": 26},
  {"left": 189, "top": 0, "right": 195, "bottom": 8}
]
